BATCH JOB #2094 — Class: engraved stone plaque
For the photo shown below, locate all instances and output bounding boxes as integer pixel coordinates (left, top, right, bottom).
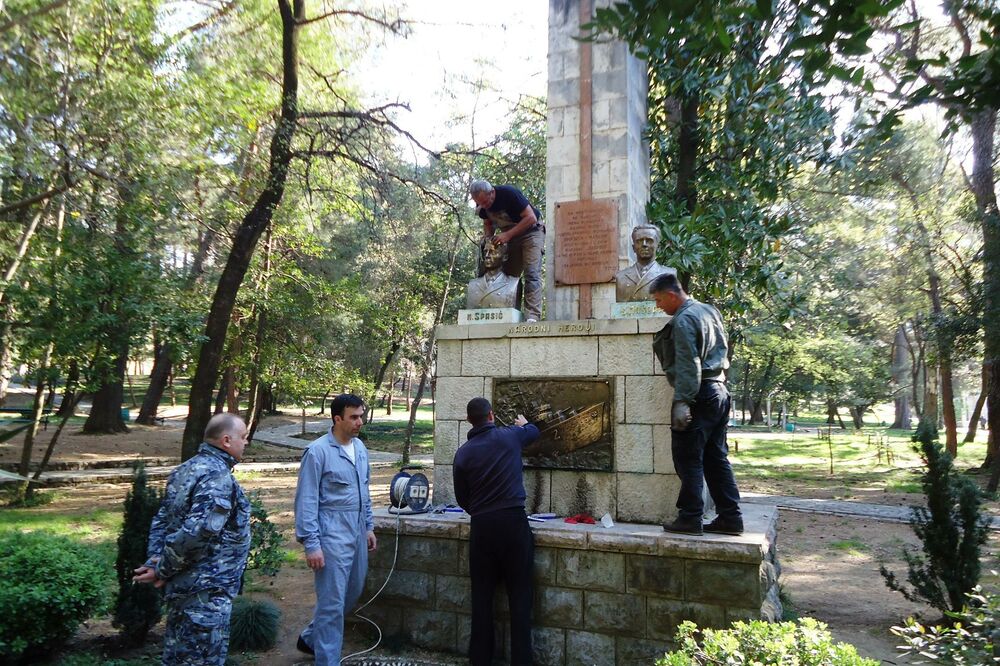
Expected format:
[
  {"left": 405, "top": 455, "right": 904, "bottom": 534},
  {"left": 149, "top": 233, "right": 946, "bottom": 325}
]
[
  {"left": 554, "top": 199, "right": 619, "bottom": 286},
  {"left": 493, "top": 378, "right": 613, "bottom": 471},
  {"left": 458, "top": 308, "right": 522, "bottom": 325},
  {"left": 610, "top": 301, "right": 666, "bottom": 319}
]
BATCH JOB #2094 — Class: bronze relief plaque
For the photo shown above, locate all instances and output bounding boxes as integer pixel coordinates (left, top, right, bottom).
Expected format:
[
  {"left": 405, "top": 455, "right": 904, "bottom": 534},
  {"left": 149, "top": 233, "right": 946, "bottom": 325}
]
[
  {"left": 493, "top": 378, "right": 613, "bottom": 471},
  {"left": 554, "top": 199, "right": 619, "bottom": 286}
]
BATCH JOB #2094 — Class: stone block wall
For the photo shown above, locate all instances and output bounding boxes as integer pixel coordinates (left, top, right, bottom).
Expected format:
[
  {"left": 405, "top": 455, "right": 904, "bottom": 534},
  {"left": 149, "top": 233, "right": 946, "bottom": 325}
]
[
  {"left": 364, "top": 508, "right": 781, "bottom": 665},
  {"left": 545, "top": 0, "right": 650, "bottom": 321},
  {"left": 434, "top": 318, "right": 678, "bottom": 525}
]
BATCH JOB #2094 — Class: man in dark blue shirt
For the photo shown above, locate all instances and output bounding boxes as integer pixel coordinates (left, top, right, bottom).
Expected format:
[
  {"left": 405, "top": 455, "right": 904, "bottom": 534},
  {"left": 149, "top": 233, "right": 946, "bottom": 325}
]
[
  {"left": 453, "top": 397, "right": 539, "bottom": 665},
  {"left": 470, "top": 179, "right": 544, "bottom": 322}
]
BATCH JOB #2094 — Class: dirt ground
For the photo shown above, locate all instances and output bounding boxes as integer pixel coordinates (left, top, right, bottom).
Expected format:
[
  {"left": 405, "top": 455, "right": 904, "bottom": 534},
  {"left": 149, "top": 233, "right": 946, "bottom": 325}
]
[
  {"left": 0, "top": 414, "right": 302, "bottom": 467},
  {"left": 14, "top": 467, "right": 990, "bottom": 665}
]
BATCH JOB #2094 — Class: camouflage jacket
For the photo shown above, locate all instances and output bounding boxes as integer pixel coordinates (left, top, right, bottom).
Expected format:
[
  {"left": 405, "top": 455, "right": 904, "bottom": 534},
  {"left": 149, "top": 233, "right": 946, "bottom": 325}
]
[{"left": 147, "top": 443, "right": 251, "bottom": 599}]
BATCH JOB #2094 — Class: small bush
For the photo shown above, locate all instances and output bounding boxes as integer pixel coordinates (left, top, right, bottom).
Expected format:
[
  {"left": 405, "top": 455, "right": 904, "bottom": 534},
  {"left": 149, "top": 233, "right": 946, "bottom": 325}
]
[
  {"left": 655, "top": 618, "right": 878, "bottom": 666},
  {"left": 0, "top": 531, "right": 109, "bottom": 661},
  {"left": 246, "top": 490, "right": 285, "bottom": 579},
  {"left": 880, "top": 418, "right": 989, "bottom": 614},
  {"left": 229, "top": 597, "right": 281, "bottom": 651},
  {"left": 114, "top": 463, "right": 163, "bottom": 646},
  {"left": 892, "top": 585, "right": 1000, "bottom": 664}
]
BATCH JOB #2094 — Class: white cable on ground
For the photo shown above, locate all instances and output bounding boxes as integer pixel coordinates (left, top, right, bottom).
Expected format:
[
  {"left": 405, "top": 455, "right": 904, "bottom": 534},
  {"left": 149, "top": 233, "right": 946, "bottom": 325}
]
[{"left": 340, "top": 511, "right": 402, "bottom": 664}]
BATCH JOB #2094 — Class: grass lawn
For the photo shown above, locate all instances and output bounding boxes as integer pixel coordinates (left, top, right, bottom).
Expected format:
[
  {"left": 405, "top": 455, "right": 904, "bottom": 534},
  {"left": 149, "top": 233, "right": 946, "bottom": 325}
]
[{"left": 728, "top": 423, "right": 993, "bottom": 500}]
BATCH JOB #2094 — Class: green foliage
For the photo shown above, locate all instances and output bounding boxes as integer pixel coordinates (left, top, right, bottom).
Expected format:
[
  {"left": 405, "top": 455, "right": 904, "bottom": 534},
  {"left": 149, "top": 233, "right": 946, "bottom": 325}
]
[
  {"left": 58, "top": 654, "right": 158, "bottom": 666},
  {"left": 113, "top": 464, "right": 163, "bottom": 646},
  {"left": 880, "top": 419, "right": 990, "bottom": 614},
  {"left": 655, "top": 617, "right": 878, "bottom": 665},
  {"left": 246, "top": 491, "right": 285, "bottom": 579},
  {"left": 892, "top": 586, "right": 1000, "bottom": 664},
  {"left": 0, "top": 531, "right": 109, "bottom": 661},
  {"left": 229, "top": 596, "right": 282, "bottom": 652}
]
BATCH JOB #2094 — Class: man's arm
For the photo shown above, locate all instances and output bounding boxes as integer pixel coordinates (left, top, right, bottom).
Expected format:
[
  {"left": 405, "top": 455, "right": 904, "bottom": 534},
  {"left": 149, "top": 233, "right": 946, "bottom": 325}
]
[
  {"left": 493, "top": 205, "right": 538, "bottom": 245},
  {"left": 154, "top": 471, "right": 234, "bottom": 581},
  {"left": 672, "top": 313, "right": 703, "bottom": 404},
  {"left": 294, "top": 449, "right": 323, "bottom": 555},
  {"left": 453, "top": 462, "right": 470, "bottom": 512},
  {"left": 514, "top": 414, "right": 541, "bottom": 447}
]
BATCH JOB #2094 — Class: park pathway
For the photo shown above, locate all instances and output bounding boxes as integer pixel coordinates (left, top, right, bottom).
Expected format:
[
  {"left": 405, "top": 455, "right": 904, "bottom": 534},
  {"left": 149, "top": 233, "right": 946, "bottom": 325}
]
[{"left": 742, "top": 491, "right": 1000, "bottom": 530}]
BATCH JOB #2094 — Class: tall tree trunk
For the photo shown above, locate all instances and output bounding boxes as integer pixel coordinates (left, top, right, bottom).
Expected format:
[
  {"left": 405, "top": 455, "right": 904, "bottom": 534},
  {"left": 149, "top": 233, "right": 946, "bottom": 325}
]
[
  {"left": 182, "top": 0, "right": 303, "bottom": 461},
  {"left": 57, "top": 359, "right": 78, "bottom": 417},
  {"left": 966, "top": 109, "right": 1000, "bottom": 489},
  {"left": 365, "top": 339, "right": 401, "bottom": 424},
  {"left": 674, "top": 88, "right": 700, "bottom": 292},
  {"left": 385, "top": 369, "right": 394, "bottom": 415},
  {"left": 136, "top": 341, "right": 172, "bottom": 424},
  {"left": 15, "top": 373, "right": 49, "bottom": 500},
  {"left": 891, "top": 323, "right": 912, "bottom": 430},
  {"left": 83, "top": 345, "right": 129, "bottom": 433},
  {"left": 214, "top": 372, "right": 229, "bottom": 415},
  {"left": 967, "top": 361, "right": 987, "bottom": 445}
]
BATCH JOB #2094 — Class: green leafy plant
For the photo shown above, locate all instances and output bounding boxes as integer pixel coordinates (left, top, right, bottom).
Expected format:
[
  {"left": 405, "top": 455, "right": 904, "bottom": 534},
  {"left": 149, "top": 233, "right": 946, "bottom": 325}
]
[
  {"left": 0, "top": 531, "right": 109, "bottom": 661},
  {"left": 246, "top": 490, "right": 285, "bottom": 579},
  {"left": 656, "top": 617, "right": 877, "bottom": 665},
  {"left": 113, "top": 463, "right": 163, "bottom": 646},
  {"left": 892, "top": 586, "right": 1000, "bottom": 664},
  {"left": 880, "top": 417, "right": 989, "bottom": 614},
  {"left": 229, "top": 596, "right": 281, "bottom": 652}
]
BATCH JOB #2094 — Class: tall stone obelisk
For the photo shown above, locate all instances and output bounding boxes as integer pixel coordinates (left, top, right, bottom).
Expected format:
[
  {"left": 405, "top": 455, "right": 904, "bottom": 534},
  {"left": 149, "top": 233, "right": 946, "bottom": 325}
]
[{"left": 544, "top": 0, "right": 650, "bottom": 321}]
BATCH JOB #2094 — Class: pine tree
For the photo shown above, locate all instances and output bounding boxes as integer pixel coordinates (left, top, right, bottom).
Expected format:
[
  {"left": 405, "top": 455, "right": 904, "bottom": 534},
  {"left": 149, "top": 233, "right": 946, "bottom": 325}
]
[
  {"left": 880, "top": 416, "right": 990, "bottom": 614},
  {"left": 113, "top": 463, "right": 163, "bottom": 645}
]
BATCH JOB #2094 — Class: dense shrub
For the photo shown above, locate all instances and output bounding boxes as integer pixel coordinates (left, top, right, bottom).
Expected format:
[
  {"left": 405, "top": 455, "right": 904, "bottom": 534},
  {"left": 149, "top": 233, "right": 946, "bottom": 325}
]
[
  {"left": 656, "top": 618, "right": 878, "bottom": 666},
  {"left": 229, "top": 596, "right": 281, "bottom": 651},
  {"left": 880, "top": 418, "right": 989, "bottom": 614},
  {"left": 892, "top": 586, "right": 1000, "bottom": 664},
  {"left": 0, "top": 531, "right": 109, "bottom": 661},
  {"left": 246, "top": 490, "right": 285, "bottom": 579},
  {"left": 114, "top": 463, "right": 163, "bottom": 646}
]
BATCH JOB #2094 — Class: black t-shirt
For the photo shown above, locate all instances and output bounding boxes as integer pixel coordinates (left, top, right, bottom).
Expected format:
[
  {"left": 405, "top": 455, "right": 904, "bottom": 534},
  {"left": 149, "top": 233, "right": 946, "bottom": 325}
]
[{"left": 477, "top": 185, "right": 541, "bottom": 231}]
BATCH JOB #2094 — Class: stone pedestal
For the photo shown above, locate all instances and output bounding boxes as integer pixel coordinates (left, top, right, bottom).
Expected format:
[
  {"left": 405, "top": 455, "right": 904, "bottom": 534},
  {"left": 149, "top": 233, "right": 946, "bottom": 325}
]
[
  {"left": 434, "top": 317, "right": 683, "bottom": 524},
  {"left": 363, "top": 506, "right": 781, "bottom": 665}
]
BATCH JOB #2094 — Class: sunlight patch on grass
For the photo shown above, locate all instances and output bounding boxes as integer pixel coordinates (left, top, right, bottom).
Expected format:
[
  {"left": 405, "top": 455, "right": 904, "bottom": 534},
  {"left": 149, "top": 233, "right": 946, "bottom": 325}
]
[{"left": 830, "top": 538, "right": 869, "bottom": 557}]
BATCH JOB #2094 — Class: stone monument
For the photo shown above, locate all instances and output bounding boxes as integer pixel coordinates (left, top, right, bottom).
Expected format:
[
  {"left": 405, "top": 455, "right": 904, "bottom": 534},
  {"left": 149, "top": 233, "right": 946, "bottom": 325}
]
[
  {"left": 611, "top": 224, "right": 677, "bottom": 318},
  {"left": 363, "top": 2, "right": 781, "bottom": 662}
]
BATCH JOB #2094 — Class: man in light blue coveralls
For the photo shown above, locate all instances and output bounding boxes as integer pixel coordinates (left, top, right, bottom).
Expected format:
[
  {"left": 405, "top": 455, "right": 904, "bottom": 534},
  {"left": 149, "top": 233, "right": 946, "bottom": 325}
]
[{"left": 295, "top": 393, "right": 377, "bottom": 663}]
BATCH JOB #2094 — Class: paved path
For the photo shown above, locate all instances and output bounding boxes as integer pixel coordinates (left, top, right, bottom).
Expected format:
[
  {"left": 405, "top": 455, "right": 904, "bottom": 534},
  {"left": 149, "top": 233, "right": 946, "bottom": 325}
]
[
  {"left": 251, "top": 420, "right": 430, "bottom": 465},
  {"left": 742, "top": 491, "right": 1000, "bottom": 530}
]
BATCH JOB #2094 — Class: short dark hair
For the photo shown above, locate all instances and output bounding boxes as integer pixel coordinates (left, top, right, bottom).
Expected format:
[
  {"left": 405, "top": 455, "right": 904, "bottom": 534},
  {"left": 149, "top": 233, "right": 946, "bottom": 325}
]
[
  {"left": 331, "top": 393, "right": 365, "bottom": 422},
  {"left": 649, "top": 272, "right": 683, "bottom": 295},
  {"left": 467, "top": 397, "right": 492, "bottom": 427}
]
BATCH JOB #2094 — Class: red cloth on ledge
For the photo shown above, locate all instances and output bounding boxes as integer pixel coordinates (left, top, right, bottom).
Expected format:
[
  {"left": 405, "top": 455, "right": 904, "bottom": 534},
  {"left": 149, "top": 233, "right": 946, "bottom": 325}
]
[{"left": 564, "top": 513, "right": 596, "bottom": 524}]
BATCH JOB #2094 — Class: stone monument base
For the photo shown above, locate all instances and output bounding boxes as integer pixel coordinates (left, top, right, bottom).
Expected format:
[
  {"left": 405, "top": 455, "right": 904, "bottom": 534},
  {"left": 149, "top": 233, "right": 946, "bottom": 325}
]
[
  {"left": 610, "top": 301, "right": 663, "bottom": 319},
  {"left": 362, "top": 505, "right": 781, "bottom": 664}
]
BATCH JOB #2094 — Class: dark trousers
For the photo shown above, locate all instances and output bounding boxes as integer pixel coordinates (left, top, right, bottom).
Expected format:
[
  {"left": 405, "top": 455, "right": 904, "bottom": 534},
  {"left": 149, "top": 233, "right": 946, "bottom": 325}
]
[
  {"left": 670, "top": 381, "right": 742, "bottom": 522},
  {"left": 469, "top": 507, "right": 534, "bottom": 665}
]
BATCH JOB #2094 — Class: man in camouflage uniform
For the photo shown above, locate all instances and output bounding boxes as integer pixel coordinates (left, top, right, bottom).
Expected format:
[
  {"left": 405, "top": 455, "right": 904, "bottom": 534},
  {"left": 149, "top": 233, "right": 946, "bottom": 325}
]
[{"left": 133, "top": 413, "right": 252, "bottom": 665}]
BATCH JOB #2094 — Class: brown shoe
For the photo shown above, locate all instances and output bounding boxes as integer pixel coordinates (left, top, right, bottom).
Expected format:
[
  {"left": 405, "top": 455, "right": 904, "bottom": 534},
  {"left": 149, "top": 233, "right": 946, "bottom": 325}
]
[
  {"left": 703, "top": 516, "right": 744, "bottom": 535},
  {"left": 662, "top": 517, "right": 703, "bottom": 535}
]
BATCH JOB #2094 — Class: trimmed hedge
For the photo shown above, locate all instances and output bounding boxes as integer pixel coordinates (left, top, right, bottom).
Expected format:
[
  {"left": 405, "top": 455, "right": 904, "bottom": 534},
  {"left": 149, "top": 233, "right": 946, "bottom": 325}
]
[{"left": 0, "top": 531, "right": 109, "bottom": 661}]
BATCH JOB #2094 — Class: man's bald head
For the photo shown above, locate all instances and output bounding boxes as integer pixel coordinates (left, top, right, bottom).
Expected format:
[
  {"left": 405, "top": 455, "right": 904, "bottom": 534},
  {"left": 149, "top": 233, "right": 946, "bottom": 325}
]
[{"left": 204, "top": 413, "right": 249, "bottom": 462}]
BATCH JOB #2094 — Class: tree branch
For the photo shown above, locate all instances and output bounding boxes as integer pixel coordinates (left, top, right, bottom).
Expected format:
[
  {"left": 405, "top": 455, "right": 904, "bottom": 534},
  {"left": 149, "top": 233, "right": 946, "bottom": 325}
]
[
  {"left": 297, "top": 8, "right": 405, "bottom": 33},
  {"left": 0, "top": 0, "right": 69, "bottom": 35}
]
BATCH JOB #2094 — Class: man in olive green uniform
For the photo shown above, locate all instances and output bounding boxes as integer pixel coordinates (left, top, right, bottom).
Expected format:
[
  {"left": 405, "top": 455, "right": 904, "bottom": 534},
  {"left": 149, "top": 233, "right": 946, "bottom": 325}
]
[
  {"left": 133, "top": 413, "right": 252, "bottom": 665},
  {"left": 650, "top": 273, "right": 743, "bottom": 536}
]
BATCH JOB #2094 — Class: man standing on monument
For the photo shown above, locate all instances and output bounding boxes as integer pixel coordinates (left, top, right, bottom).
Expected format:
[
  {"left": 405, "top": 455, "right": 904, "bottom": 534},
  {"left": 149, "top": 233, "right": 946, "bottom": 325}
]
[
  {"left": 615, "top": 224, "right": 676, "bottom": 302},
  {"left": 453, "top": 397, "right": 539, "bottom": 665},
  {"left": 470, "top": 179, "right": 544, "bottom": 322},
  {"left": 649, "top": 273, "right": 743, "bottom": 536}
]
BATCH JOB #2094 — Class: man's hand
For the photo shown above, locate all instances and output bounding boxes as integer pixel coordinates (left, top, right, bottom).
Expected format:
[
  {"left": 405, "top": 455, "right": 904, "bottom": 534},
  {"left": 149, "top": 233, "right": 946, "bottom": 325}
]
[
  {"left": 671, "top": 402, "right": 693, "bottom": 431},
  {"left": 492, "top": 231, "right": 512, "bottom": 245},
  {"left": 367, "top": 530, "right": 377, "bottom": 552},
  {"left": 305, "top": 549, "right": 325, "bottom": 571},
  {"left": 514, "top": 414, "right": 529, "bottom": 427},
  {"left": 132, "top": 565, "right": 165, "bottom": 588}
]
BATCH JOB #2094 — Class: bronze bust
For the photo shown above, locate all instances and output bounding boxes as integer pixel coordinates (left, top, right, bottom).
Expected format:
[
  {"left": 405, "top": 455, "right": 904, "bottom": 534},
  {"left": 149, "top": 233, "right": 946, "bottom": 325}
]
[
  {"left": 467, "top": 241, "right": 520, "bottom": 309},
  {"left": 615, "top": 225, "right": 677, "bottom": 302}
]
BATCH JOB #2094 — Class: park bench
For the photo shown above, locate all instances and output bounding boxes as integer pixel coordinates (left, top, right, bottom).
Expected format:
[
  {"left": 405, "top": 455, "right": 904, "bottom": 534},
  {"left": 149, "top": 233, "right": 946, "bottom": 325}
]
[{"left": 0, "top": 408, "right": 53, "bottom": 431}]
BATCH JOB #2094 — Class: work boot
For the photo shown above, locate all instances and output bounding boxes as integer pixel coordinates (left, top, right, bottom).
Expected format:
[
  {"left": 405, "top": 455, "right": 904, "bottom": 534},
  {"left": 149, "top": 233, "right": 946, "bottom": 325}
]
[
  {"left": 703, "top": 516, "right": 744, "bottom": 535},
  {"left": 296, "top": 635, "right": 315, "bottom": 655},
  {"left": 662, "top": 517, "right": 703, "bottom": 535}
]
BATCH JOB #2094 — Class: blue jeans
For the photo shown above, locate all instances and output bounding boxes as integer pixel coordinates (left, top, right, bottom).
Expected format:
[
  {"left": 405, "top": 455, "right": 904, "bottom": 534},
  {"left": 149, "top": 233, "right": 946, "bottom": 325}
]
[
  {"left": 504, "top": 227, "right": 544, "bottom": 320},
  {"left": 670, "top": 381, "right": 741, "bottom": 522}
]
